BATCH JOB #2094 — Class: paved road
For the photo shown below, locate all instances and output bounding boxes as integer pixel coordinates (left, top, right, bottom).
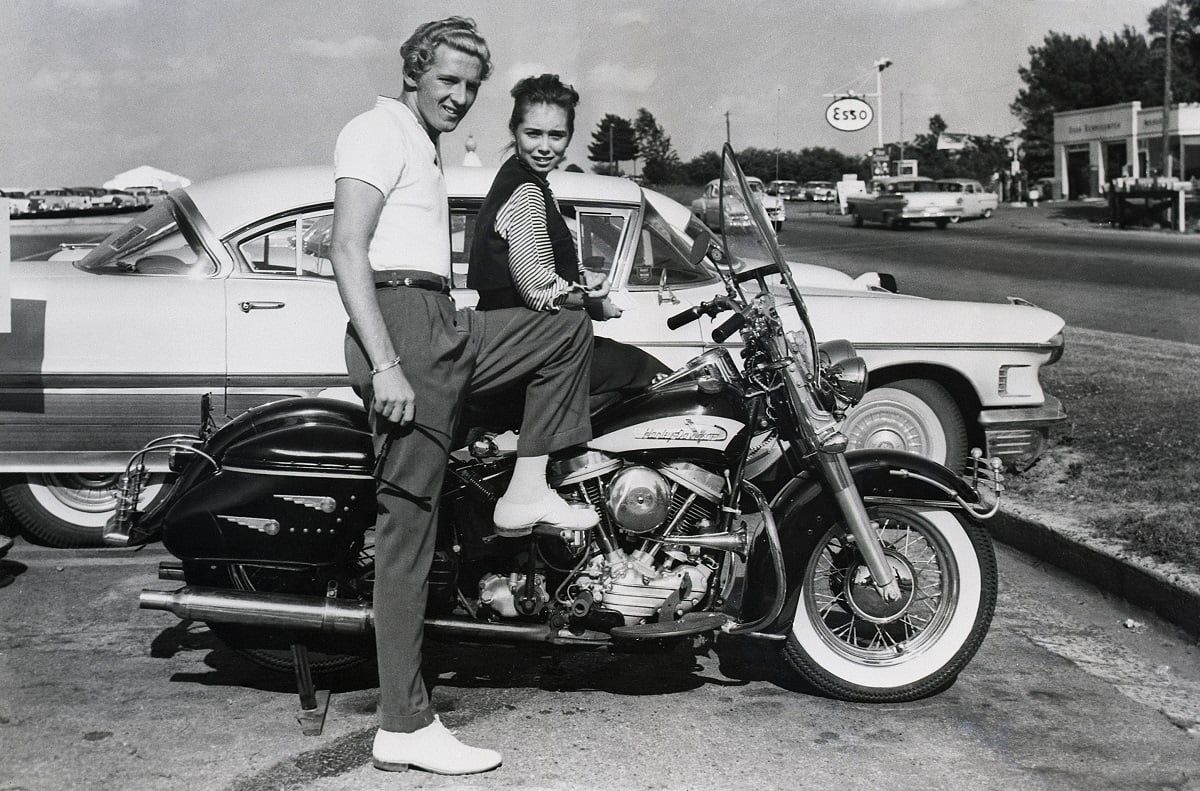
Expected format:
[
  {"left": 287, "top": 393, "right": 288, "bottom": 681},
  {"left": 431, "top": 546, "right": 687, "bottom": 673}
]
[
  {"left": 1, "top": 537, "right": 1197, "bottom": 791},
  {"left": 778, "top": 203, "right": 1200, "bottom": 345}
]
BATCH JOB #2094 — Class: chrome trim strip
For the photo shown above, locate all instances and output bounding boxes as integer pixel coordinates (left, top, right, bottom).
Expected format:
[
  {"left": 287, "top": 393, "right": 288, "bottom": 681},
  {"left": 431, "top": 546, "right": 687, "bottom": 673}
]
[
  {"left": 222, "top": 465, "right": 373, "bottom": 480},
  {"left": 0, "top": 451, "right": 171, "bottom": 473},
  {"left": 977, "top": 395, "right": 1066, "bottom": 427}
]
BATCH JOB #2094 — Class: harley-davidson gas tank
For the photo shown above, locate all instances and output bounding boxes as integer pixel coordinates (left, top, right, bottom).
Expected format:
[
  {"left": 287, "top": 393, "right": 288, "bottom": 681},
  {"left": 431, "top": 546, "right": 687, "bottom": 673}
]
[
  {"left": 588, "top": 380, "right": 750, "bottom": 464},
  {"left": 161, "top": 398, "right": 375, "bottom": 564}
]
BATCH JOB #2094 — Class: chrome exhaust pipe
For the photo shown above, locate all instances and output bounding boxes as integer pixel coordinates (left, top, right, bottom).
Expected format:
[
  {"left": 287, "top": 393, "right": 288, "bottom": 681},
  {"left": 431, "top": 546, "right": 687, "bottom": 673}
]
[
  {"left": 139, "top": 587, "right": 560, "bottom": 642},
  {"left": 140, "top": 587, "right": 374, "bottom": 635}
]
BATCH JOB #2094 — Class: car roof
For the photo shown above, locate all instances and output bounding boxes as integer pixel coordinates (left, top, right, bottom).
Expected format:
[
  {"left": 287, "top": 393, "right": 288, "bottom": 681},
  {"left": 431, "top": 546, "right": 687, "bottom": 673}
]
[
  {"left": 935, "top": 178, "right": 980, "bottom": 184},
  {"left": 181, "top": 165, "right": 644, "bottom": 237}
]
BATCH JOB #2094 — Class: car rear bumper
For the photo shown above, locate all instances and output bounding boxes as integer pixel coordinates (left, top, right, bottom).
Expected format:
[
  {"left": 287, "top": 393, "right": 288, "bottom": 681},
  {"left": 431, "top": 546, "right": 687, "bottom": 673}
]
[{"left": 977, "top": 395, "right": 1067, "bottom": 468}]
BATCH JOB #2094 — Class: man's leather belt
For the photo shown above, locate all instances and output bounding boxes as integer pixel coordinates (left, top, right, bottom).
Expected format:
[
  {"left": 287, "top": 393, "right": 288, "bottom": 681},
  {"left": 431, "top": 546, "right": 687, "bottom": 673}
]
[{"left": 373, "top": 270, "right": 451, "bottom": 294}]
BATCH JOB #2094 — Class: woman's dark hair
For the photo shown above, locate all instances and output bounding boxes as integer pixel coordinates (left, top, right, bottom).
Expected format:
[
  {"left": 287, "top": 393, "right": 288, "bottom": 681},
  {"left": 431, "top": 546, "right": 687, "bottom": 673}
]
[{"left": 508, "top": 73, "right": 580, "bottom": 139}]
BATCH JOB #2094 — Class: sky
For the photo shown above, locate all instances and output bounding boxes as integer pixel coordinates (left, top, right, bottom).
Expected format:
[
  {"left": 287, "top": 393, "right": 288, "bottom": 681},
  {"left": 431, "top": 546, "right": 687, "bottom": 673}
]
[{"left": 0, "top": 0, "right": 1165, "bottom": 187}]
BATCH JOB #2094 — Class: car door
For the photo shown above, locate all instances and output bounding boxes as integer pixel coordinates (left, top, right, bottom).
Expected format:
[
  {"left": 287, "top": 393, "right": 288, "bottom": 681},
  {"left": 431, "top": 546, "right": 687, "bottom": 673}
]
[
  {"left": 960, "top": 183, "right": 982, "bottom": 217},
  {"left": 223, "top": 210, "right": 355, "bottom": 415},
  {"left": 601, "top": 203, "right": 709, "bottom": 370}
]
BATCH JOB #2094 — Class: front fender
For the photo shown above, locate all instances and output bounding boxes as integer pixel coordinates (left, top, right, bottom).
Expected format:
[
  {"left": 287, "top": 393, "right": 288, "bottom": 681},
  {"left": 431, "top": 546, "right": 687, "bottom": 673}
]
[{"left": 741, "top": 449, "right": 978, "bottom": 631}]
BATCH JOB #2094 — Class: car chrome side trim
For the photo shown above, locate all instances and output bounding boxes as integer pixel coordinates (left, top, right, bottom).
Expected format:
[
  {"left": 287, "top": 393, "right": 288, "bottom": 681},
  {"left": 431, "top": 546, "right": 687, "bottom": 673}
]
[{"left": 977, "top": 395, "right": 1067, "bottom": 427}]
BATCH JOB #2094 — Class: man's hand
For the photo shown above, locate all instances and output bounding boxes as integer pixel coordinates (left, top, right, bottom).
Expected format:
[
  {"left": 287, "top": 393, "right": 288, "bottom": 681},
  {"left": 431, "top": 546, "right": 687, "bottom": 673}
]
[
  {"left": 372, "top": 365, "right": 416, "bottom": 424},
  {"left": 585, "top": 295, "right": 623, "bottom": 321},
  {"left": 581, "top": 270, "right": 612, "bottom": 299}
]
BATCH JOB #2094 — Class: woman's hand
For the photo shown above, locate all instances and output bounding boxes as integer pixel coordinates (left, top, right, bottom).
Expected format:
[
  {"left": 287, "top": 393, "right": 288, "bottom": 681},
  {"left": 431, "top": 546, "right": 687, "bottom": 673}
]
[{"left": 372, "top": 366, "right": 416, "bottom": 424}]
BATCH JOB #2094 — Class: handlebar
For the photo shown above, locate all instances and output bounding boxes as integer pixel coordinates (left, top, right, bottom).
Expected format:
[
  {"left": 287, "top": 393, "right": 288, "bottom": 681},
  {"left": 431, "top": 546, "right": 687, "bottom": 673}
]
[
  {"left": 711, "top": 314, "right": 746, "bottom": 344},
  {"left": 666, "top": 297, "right": 731, "bottom": 330}
]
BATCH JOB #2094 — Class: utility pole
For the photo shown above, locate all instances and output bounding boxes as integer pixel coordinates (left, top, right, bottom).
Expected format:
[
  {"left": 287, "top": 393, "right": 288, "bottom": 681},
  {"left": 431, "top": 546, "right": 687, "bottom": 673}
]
[
  {"left": 874, "top": 57, "right": 892, "bottom": 149},
  {"left": 1162, "top": 0, "right": 1173, "bottom": 178},
  {"left": 775, "top": 88, "right": 781, "bottom": 181},
  {"left": 608, "top": 123, "right": 614, "bottom": 174}
]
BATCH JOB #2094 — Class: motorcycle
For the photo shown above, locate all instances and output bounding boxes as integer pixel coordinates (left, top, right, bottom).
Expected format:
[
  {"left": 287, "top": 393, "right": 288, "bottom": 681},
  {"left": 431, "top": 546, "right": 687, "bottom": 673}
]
[{"left": 110, "top": 146, "right": 1001, "bottom": 711}]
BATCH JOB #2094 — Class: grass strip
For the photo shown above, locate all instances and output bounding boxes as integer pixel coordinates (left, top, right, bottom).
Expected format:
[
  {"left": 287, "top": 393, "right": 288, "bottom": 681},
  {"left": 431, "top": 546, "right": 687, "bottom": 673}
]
[{"left": 1006, "top": 327, "right": 1200, "bottom": 570}]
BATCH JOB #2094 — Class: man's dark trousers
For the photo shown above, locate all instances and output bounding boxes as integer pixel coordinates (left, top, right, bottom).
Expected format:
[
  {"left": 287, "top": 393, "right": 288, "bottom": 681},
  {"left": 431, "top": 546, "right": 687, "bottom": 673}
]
[{"left": 345, "top": 282, "right": 593, "bottom": 733}]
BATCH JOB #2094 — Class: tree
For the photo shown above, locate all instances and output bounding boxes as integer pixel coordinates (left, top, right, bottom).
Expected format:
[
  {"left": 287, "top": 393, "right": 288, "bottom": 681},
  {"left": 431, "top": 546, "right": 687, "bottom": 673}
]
[
  {"left": 632, "top": 108, "right": 681, "bottom": 184},
  {"left": 587, "top": 114, "right": 639, "bottom": 175},
  {"left": 1011, "top": 29, "right": 1162, "bottom": 177},
  {"left": 1148, "top": 0, "right": 1200, "bottom": 103}
]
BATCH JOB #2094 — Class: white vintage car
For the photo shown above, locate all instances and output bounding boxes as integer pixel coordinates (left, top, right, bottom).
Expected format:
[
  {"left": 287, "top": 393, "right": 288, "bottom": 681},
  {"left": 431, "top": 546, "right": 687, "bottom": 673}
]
[
  {"left": 692, "top": 175, "right": 786, "bottom": 232},
  {"left": 2, "top": 166, "right": 1065, "bottom": 547}
]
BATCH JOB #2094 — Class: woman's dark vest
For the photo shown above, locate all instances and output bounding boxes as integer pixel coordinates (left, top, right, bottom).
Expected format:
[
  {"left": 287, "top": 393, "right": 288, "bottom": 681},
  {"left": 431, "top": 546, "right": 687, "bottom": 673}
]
[{"left": 469, "top": 156, "right": 578, "bottom": 310}]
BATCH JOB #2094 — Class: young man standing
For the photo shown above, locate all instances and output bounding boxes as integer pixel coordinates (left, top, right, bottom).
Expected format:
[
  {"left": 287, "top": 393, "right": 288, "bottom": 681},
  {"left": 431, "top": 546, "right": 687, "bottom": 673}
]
[{"left": 330, "top": 17, "right": 595, "bottom": 776}]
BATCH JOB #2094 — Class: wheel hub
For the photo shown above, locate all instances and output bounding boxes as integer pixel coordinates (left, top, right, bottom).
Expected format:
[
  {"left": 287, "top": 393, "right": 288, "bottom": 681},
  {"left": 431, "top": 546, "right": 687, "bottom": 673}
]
[{"left": 844, "top": 550, "right": 917, "bottom": 623}]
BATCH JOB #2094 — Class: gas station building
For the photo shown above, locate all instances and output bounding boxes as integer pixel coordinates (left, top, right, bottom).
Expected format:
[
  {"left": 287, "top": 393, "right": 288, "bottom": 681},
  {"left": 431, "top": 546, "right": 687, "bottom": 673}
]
[{"left": 1053, "top": 101, "right": 1200, "bottom": 199}]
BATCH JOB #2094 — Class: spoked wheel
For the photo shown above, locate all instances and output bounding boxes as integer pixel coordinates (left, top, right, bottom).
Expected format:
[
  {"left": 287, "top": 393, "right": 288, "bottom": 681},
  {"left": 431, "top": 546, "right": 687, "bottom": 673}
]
[
  {"left": 782, "top": 505, "right": 997, "bottom": 702},
  {"left": 186, "top": 542, "right": 376, "bottom": 676}
]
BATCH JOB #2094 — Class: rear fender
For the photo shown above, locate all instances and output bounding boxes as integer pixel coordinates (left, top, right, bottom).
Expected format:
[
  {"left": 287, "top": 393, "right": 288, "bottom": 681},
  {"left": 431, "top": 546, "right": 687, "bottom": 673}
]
[{"left": 741, "top": 449, "right": 977, "bottom": 631}]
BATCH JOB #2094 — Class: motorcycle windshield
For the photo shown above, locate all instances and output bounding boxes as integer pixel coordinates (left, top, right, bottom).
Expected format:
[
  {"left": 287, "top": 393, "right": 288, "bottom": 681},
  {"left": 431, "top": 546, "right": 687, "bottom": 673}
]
[{"left": 718, "top": 144, "right": 810, "bottom": 319}]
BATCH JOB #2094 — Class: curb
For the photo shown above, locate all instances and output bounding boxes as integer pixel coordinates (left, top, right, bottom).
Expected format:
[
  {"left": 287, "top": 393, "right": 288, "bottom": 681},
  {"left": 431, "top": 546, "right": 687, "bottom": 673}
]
[{"left": 987, "top": 510, "right": 1200, "bottom": 640}]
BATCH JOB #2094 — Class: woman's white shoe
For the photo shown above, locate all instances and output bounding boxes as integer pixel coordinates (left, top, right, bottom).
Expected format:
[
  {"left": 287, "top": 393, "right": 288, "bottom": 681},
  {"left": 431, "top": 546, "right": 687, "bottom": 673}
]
[
  {"left": 493, "top": 492, "right": 599, "bottom": 537},
  {"left": 372, "top": 716, "right": 502, "bottom": 775}
]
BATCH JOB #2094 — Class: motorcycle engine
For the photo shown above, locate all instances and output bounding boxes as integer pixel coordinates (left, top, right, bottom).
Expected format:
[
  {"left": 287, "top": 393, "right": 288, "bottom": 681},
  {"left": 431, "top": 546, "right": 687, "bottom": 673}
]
[{"left": 548, "top": 451, "right": 724, "bottom": 624}]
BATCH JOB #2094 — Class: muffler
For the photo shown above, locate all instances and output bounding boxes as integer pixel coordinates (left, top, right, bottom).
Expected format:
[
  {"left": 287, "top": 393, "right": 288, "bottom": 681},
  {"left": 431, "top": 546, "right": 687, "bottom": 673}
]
[
  {"left": 140, "top": 587, "right": 375, "bottom": 635},
  {"left": 139, "top": 586, "right": 566, "bottom": 643}
]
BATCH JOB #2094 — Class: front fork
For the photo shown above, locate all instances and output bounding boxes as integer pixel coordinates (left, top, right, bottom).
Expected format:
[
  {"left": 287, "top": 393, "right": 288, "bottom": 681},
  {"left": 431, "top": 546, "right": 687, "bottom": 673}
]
[
  {"left": 778, "top": 344, "right": 902, "bottom": 603},
  {"left": 814, "top": 450, "right": 902, "bottom": 603}
]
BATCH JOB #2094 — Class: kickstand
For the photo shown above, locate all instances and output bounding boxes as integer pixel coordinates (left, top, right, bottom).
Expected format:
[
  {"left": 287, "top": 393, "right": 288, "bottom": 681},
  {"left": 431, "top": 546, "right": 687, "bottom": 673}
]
[{"left": 292, "top": 642, "right": 330, "bottom": 736}]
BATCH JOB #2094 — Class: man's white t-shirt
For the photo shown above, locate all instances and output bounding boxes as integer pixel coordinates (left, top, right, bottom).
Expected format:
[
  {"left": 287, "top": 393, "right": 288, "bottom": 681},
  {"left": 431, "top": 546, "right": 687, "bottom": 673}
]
[{"left": 334, "top": 97, "right": 449, "bottom": 277}]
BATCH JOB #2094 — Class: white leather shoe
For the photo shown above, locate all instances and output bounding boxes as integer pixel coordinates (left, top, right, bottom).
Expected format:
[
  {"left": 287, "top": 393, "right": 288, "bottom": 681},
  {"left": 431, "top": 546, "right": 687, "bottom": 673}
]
[
  {"left": 493, "top": 492, "right": 599, "bottom": 537},
  {"left": 372, "top": 716, "right": 502, "bottom": 775}
]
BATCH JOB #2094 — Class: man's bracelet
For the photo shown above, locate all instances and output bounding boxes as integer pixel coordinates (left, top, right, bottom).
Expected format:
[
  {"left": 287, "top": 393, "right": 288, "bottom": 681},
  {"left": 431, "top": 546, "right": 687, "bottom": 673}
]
[{"left": 370, "top": 357, "right": 402, "bottom": 377}]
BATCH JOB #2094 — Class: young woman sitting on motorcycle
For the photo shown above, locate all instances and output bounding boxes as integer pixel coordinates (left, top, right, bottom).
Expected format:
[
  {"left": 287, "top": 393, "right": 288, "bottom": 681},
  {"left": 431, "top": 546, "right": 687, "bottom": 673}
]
[{"left": 468, "top": 73, "right": 669, "bottom": 438}]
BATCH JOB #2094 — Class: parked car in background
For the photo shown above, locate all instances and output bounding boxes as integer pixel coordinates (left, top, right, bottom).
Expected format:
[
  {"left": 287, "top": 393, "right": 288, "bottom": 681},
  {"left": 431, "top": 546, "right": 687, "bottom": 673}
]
[
  {"left": 26, "top": 188, "right": 84, "bottom": 213},
  {"left": 693, "top": 175, "right": 786, "bottom": 231},
  {"left": 68, "top": 187, "right": 139, "bottom": 210},
  {"left": 935, "top": 178, "right": 999, "bottom": 221},
  {"left": 766, "top": 179, "right": 799, "bottom": 200},
  {"left": 4, "top": 166, "right": 1065, "bottom": 547},
  {"left": 801, "top": 180, "right": 837, "bottom": 202},
  {"left": 846, "top": 176, "right": 965, "bottom": 229},
  {"left": 1, "top": 189, "right": 31, "bottom": 216},
  {"left": 122, "top": 186, "right": 168, "bottom": 206}
]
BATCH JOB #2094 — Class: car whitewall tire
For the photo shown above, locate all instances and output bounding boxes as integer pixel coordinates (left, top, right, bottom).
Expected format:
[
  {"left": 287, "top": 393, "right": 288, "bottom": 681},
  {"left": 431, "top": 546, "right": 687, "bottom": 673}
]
[
  {"left": 842, "top": 380, "right": 968, "bottom": 471},
  {"left": 2, "top": 473, "right": 170, "bottom": 547}
]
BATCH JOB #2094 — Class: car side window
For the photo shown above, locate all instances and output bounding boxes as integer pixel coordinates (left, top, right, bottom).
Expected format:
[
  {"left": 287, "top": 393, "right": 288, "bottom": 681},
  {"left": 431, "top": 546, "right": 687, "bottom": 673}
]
[
  {"left": 568, "top": 208, "right": 629, "bottom": 280},
  {"left": 627, "top": 206, "right": 718, "bottom": 289},
  {"left": 449, "top": 206, "right": 481, "bottom": 288},
  {"left": 236, "top": 212, "right": 334, "bottom": 278}
]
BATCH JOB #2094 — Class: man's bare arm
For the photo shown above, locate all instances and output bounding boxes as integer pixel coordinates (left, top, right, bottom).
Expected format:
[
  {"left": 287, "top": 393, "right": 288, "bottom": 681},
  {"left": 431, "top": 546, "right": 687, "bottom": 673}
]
[{"left": 329, "top": 178, "right": 416, "bottom": 424}]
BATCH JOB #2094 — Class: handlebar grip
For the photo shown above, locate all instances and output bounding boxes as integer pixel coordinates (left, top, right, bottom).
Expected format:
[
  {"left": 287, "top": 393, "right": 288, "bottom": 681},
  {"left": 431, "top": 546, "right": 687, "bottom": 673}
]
[
  {"left": 667, "top": 305, "right": 703, "bottom": 330},
  {"left": 711, "top": 313, "right": 746, "bottom": 344}
]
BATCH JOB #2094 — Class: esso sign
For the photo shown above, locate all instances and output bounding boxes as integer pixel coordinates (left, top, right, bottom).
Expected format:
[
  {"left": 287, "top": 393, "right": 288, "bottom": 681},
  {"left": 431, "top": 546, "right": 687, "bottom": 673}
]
[{"left": 825, "top": 97, "right": 874, "bottom": 132}]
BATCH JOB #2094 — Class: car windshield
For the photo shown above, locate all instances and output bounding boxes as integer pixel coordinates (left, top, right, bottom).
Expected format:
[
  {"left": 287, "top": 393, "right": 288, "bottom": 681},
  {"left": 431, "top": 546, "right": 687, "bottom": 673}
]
[
  {"left": 75, "top": 199, "right": 217, "bottom": 277},
  {"left": 747, "top": 180, "right": 765, "bottom": 194},
  {"left": 630, "top": 202, "right": 719, "bottom": 286}
]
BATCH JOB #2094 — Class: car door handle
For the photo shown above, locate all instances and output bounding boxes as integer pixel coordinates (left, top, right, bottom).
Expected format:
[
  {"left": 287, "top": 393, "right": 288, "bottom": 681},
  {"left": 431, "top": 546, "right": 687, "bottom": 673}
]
[{"left": 239, "top": 301, "right": 285, "bottom": 313}]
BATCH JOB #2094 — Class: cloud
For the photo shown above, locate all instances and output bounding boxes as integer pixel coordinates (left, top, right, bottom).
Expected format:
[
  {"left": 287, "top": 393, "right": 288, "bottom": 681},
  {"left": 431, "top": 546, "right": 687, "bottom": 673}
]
[
  {"left": 584, "top": 63, "right": 657, "bottom": 94},
  {"left": 611, "top": 10, "right": 649, "bottom": 25},
  {"left": 52, "top": 0, "right": 138, "bottom": 11},
  {"left": 29, "top": 60, "right": 220, "bottom": 95},
  {"left": 291, "top": 35, "right": 400, "bottom": 60}
]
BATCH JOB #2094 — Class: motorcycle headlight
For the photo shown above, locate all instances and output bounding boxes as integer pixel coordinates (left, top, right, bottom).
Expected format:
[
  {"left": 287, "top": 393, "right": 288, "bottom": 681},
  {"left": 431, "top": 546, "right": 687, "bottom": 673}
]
[{"left": 819, "top": 339, "right": 868, "bottom": 406}]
